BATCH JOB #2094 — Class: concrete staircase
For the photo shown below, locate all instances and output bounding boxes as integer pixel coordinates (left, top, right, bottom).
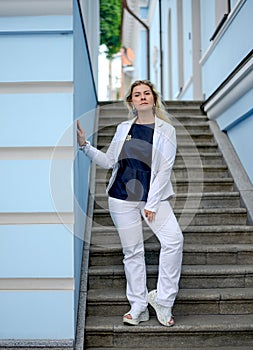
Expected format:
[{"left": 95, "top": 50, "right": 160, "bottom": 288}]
[{"left": 84, "top": 101, "right": 253, "bottom": 349}]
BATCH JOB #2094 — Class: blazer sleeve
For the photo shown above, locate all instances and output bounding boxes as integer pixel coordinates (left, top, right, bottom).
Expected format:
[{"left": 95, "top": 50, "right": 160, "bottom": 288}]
[
  {"left": 145, "top": 127, "right": 177, "bottom": 212},
  {"left": 82, "top": 128, "right": 119, "bottom": 169}
]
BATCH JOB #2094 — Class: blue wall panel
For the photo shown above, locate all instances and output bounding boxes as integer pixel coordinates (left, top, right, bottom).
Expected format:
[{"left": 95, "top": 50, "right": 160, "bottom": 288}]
[
  {"left": 0, "top": 1, "right": 98, "bottom": 341},
  {"left": 73, "top": 0, "right": 98, "bottom": 324},
  {"left": 0, "top": 291, "right": 74, "bottom": 339},
  {"left": 0, "top": 225, "right": 73, "bottom": 277},
  {"left": 0, "top": 93, "right": 73, "bottom": 147},
  {"left": 202, "top": 0, "right": 253, "bottom": 97},
  {"left": 0, "top": 34, "right": 73, "bottom": 82},
  {"left": 228, "top": 112, "right": 253, "bottom": 183},
  {"left": 0, "top": 159, "right": 73, "bottom": 212},
  {"left": 200, "top": 0, "right": 215, "bottom": 54},
  {"left": 216, "top": 88, "right": 253, "bottom": 131}
]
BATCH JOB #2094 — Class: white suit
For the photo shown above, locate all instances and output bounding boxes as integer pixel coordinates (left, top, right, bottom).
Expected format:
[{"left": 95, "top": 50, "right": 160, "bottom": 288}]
[
  {"left": 84, "top": 116, "right": 176, "bottom": 212},
  {"left": 82, "top": 116, "right": 183, "bottom": 316}
]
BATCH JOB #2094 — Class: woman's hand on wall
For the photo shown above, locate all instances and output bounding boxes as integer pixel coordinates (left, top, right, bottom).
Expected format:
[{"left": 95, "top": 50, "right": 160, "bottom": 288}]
[{"left": 77, "top": 120, "right": 87, "bottom": 147}]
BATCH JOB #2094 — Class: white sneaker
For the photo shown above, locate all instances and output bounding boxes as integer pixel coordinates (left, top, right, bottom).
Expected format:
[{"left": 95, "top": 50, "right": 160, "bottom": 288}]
[
  {"left": 123, "top": 307, "right": 149, "bottom": 326},
  {"left": 148, "top": 290, "right": 174, "bottom": 327}
]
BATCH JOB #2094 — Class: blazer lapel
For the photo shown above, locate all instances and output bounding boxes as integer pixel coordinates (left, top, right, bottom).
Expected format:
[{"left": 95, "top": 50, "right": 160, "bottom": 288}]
[
  {"left": 152, "top": 116, "right": 163, "bottom": 163},
  {"left": 115, "top": 118, "right": 136, "bottom": 160}
]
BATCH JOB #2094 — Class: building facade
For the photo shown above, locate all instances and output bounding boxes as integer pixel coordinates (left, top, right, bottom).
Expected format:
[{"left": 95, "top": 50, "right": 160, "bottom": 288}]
[
  {"left": 121, "top": 0, "right": 253, "bottom": 184},
  {"left": 0, "top": 0, "right": 99, "bottom": 345}
]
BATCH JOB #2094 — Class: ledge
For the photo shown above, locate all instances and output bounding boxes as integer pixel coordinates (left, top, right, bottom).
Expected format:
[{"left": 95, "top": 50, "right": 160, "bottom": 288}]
[
  {"left": 201, "top": 50, "right": 253, "bottom": 123},
  {"left": 0, "top": 212, "right": 74, "bottom": 225},
  {"left": 209, "top": 120, "right": 253, "bottom": 225},
  {"left": 0, "top": 339, "right": 73, "bottom": 349},
  {"left": 0, "top": 0, "right": 72, "bottom": 17},
  {"left": 0, "top": 81, "right": 73, "bottom": 94}
]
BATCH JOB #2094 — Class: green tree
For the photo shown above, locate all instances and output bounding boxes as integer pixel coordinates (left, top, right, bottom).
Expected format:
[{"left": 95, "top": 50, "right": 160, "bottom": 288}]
[{"left": 100, "top": 0, "right": 122, "bottom": 58}]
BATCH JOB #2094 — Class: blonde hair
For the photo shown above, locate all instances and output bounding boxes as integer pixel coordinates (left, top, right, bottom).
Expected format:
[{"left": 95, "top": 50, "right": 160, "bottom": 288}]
[{"left": 125, "top": 80, "right": 172, "bottom": 122}]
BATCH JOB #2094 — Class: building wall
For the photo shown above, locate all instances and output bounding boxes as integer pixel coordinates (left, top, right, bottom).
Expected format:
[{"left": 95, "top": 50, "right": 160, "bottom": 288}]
[
  {"left": 79, "top": 0, "right": 99, "bottom": 90},
  {"left": 73, "top": 0, "right": 98, "bottom": 323},
  {"left": 201, "top": 0, "right": 252, "bottom": 98},
  {"left": 201, "top": 0, "right": 253, "bottom": 184},
  {"left": 0, "top": 0, "right": 98, "bottom": 341}
]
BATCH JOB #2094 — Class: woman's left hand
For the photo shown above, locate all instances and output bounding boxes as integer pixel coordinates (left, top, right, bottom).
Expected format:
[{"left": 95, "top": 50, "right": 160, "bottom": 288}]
[{"left": 144, "top": 209, "right": 156, "bottom": 223}]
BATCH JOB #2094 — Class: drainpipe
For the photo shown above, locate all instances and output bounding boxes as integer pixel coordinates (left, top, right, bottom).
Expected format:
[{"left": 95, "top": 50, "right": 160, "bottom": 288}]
[
  {"left": 122, "top": 0, "right": 150, "bottom": 80},
  {"left": 159, "top": 0, "right": 164, "bottom": 95}
]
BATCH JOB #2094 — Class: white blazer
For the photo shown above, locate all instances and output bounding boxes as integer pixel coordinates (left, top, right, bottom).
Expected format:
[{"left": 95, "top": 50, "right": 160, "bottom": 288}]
[{"left": 83, "top": 116, "right": 177, "bottom": 212}]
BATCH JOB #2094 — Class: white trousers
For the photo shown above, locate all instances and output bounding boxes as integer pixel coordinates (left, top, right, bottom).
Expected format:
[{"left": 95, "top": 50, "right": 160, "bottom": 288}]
[{"left": 108, "top": 197, "right": 184, "bottom": 317}]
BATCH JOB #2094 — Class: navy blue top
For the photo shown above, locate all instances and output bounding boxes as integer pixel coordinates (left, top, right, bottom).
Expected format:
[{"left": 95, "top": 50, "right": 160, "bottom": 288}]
[{"left": 108, "top": 123, "right": 154, "bottom": 201}]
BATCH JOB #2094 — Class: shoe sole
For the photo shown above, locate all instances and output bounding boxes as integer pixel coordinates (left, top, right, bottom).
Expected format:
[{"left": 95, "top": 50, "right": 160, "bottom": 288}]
[
  {"left": 148, "top": 290, "right": 174, "bottom": 327},
  {"left": 123, "top": 310, "right": 149, "bottom": 326}
]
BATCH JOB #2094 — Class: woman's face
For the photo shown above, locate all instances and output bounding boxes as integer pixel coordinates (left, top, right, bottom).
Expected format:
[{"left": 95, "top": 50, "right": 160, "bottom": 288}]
[{"left": 131, "top": 84, "right": 154, "bottom": 112}]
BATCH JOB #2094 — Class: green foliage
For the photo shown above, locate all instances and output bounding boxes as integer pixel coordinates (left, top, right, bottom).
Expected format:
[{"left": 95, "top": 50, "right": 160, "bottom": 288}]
[{"left": 100, "top": 0, "right": 122, "bottom": 59}]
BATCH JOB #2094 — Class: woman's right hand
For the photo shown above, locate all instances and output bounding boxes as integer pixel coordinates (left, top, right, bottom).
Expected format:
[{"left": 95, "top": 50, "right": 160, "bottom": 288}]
[{"left": 77, "top": 120, "right": 87, "bottom": 147}]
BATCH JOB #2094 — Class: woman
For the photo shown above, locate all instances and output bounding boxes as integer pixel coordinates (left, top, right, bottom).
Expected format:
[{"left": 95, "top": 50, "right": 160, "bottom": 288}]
[{"left": 77, "top": 80, "right": 183, "bottom": 327}]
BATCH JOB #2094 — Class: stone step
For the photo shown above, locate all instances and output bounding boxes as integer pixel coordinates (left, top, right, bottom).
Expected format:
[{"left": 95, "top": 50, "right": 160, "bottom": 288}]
[
  {"left": 97, "top": 140, "right": 219, "bottom": 153},
  {"left": 87, "top": 348, "right": 253, "bottom": 350},
  {"left": 98, "top": 114, "right": 209, "bottom": 126},
  {"left": 173, "top": 178, "right": 235, "bottom": 193},
  {"left": 86, "top": 287, "right": 253, "bottom": 317},
  {"left": 95, "top": 164, "right": 229, "bottom": 180},
  {"left": 93, "top": 208, "right": 247, "bottom": 226},
  {"left": 97, "top": 116, "right": 210, "bottom": 127},
  {"left": 97, "top": 129, "right": 214, "bottom": 143},
  {"left": 98, "top": 120, "right": 211, "bottom": 133},
  {"left": 92, "top": 146, "right": 223, "bottom": 165},
  {"left": 91, "top": 225, "right": 253, "bottom": 246},
  {"left": 179, "top": 164, "right": 230, "bottom": 179},
  {"left": 94, "top": 177, "right": 234, "bottom": 193},
  {"left": 94, "top": 192, "right": 241, "bottom": 210},
  {"left": 166, "top": 113, "right": 208, "bottom": 122},
  {"left": 85, "top": 314, "right": 253, "bottom": 348},
  {"left": 88, "top": 264, "right": 253, "bottom": 290},
  {"left": 89, "top": 243, "right": 253, "bottom": 267},
  {"left": 99, "top": 100, "right": 205, "bottom": 113},
  {"left": 177, "top": 152, "right": 224, "bottom": 165},
  {"left": 175, "top": 152, "right": 224, "bottom": 165},
  {"left": 177, "top": 142, "right": 219, "bottom": 153}
]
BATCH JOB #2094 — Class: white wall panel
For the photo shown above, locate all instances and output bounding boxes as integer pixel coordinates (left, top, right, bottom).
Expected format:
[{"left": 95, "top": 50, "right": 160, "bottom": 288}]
[{"left": 0, "top": 15, "right": 72, "bottom": 32}]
